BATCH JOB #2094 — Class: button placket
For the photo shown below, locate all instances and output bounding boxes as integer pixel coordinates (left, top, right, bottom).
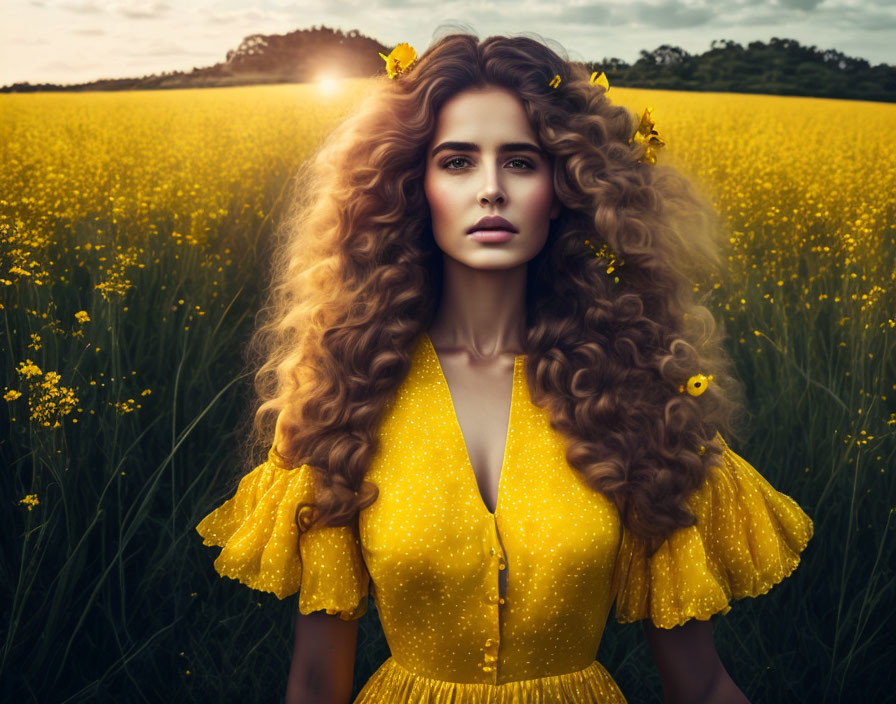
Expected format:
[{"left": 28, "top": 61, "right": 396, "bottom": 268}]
[
  {"left": 480, "top": 636, "right": 500, "bottom": 675},
  {"left": 485, "top": 531, "right": 507, "bottom": 606},
  {"left": 482, "top": 517, "right": 504, "bottom": 680}
]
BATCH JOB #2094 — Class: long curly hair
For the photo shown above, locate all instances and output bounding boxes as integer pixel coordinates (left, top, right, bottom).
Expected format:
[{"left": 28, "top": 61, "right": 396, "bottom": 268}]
[{"left": 239, "top": 30, "right": 749, "bottom": 559}]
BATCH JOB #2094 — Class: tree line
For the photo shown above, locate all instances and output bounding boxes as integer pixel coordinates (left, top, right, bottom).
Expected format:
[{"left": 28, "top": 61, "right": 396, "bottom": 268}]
[
  {"left": 591, "top": 37, "right": 894, "bottom": 102},
  {"left": 2, "top": 28, "right": 893, "bottom": 102}
]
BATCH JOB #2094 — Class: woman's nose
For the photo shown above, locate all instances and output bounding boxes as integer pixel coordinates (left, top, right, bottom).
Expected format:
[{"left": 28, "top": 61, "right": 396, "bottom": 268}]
[{"left": 478, "top": 167, "right": 506, "bottom": 204}]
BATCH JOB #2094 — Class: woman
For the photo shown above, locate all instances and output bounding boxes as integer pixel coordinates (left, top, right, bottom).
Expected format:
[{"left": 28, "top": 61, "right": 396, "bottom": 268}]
[{"left": 196, "top": 31, "right": 814, "bottom": 703}]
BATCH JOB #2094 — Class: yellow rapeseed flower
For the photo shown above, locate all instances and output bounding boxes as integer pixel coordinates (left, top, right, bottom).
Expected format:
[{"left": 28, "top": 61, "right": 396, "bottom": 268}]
[
  {"left": 629, "top": 106, "right": 665, "bottom": 164},
  {"left": 17, "top": 359, "right": 42, "bottom": 378},
  {"left": 20, "top": 494, "right": 39, "bottom": 511}
]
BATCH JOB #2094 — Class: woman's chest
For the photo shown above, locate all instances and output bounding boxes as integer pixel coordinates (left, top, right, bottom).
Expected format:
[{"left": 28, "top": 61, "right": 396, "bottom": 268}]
[
  {"left": 357, "top": 333, "right": 622, "bottom": 598},
  {"left": 437, "top": 350, "right": 515, "bottom": 515}
]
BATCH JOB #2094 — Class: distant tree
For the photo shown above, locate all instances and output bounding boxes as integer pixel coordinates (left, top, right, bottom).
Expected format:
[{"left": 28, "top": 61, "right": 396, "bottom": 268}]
[
  {"left": 821, "top": 48, "right": 870, "bottom": 72},
  {"left": 227, "top": 34, "right": 269, "bottom": 64},
  {"left": 710, "top": 39, "right": 743, "bottom": 52},
  {"left": 637, "top": 44, "right": 691, "bottom": 66},
  {"left": 598, "top": 57, "right": 631, "bottom": 71}
]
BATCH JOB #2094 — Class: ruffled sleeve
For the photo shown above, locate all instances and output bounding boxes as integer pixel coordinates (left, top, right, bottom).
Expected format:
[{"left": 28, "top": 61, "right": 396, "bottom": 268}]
[
  {"left": 195, "top": 439, "right": 370, "bottom": 620},
  {"left": 612, "top": 433, "right": 814, "bottom": 629}
]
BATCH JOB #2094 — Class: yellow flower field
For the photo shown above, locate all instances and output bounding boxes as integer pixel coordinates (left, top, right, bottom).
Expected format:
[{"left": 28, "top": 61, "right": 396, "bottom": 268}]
[
  {"left": 2, "top": 81, "right": 892, "bottom": 301},
  {"left": 2, "top": 81, "right": 893, "bottom": 426},
  {"left": 0, "top": 79, "right": 893, "bottom": 702}
]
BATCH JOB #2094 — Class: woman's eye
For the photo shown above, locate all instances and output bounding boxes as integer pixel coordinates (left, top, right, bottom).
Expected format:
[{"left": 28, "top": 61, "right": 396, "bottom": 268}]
[
  {"left": 441, "top": 156, "right": 534, "bottom": 170},
  {"left": 442, "top": 156, "right": 469, "bottom": 169}
]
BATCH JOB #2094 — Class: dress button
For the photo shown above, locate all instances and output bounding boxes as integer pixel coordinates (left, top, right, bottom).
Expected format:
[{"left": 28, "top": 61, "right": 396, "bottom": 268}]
[
  {"left": 498, "top": 597, "right": 505, "bottom": 605},
  {"left": 498, "top": 560, "right": 506, "bottom": 570},
  {"left": 482, "top": 666, "right": 493, "bottom": 673},
  {"left": 485, "top": 638, "right": 494, "bottom": 647},
  {"left": 484, "top": 654, "right": 497, "bottom": 663}
]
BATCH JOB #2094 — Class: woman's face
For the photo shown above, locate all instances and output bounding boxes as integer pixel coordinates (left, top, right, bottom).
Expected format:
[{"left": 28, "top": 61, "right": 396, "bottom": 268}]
[{"left": 424, "top": 86, "right": 560, "bottom": 270}]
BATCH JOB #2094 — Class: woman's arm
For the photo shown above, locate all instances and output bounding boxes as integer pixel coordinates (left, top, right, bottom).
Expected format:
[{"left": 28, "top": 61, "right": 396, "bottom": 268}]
[
  {"left": 643, "top": 619, "right": 750, "bottom": 704},
  {"left": 285, "top": 609, "right": 359, "bottom": 704}
]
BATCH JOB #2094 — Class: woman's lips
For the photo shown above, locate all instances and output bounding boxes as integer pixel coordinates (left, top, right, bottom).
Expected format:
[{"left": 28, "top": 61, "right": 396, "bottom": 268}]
[{"left": 468, "top": 229, "right": 516, "bottom": 243}]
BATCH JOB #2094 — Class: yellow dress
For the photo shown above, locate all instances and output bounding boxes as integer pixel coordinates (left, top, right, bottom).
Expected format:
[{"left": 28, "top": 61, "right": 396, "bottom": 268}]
[{"left": 196, "top": 331, "right": 814, "bottom": 703}]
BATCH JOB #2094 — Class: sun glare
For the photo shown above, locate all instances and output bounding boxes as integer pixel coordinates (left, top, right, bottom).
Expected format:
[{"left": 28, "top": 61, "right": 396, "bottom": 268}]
[{"left": 317, "top": 77, "right": 340, "bottom": 95}]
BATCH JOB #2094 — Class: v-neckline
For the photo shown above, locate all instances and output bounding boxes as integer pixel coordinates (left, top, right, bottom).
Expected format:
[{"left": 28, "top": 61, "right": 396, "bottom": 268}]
[{"left": 422, "top": 331, "right": 524, "bottom": 518}]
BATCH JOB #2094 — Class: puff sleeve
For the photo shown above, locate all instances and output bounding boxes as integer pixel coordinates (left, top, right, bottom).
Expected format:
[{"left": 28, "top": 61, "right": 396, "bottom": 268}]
[
  {"left": 612, "top": 433, "right": 814, "bottom": 629},
  {"left": 195, "top": 442, "right": 370, "bottom": 620}
]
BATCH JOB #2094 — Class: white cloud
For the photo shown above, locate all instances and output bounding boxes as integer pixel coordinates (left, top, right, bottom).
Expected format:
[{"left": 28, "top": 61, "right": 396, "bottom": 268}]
[
  {"left": 205, "top": 7, "right": 287, "bottom": 24},
  {"left": 118, "top": 2, "right": 172, "bottom": 20}
]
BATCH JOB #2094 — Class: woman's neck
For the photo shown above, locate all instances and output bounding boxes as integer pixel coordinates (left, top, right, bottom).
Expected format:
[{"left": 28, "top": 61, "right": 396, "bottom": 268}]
[{"left": 428, "top": 257, "right": 528, "bottom": 359}]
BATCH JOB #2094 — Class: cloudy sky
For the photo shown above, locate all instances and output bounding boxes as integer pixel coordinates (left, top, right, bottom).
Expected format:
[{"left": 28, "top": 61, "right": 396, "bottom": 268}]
[{"left": 2, "top": 0, "right": 894, "bottom": 86}]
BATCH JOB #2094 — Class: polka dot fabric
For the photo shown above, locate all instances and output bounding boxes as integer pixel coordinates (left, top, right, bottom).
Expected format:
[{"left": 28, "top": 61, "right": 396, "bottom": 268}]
[
  {"left": 612, "top": 433, "right": 815, "bottom": 630},
  {"left": 195, "top": 449, "right": 369, "bottom": 619},
  {"left": 195, "top": 331, "right": 814, "bottom": 702}
]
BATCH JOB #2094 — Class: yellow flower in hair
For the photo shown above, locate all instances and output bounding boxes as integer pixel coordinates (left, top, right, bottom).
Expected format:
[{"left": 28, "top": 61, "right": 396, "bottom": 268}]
[
  {"left": 678, "top": 373, "right": 713, "bottom": 397},
  {"left": 629, "top": 106, "right": 665, "bottom": 164},
  {"left": 583, "top": 239, "right": 624, "bottom": 283},
  {"left": 378, "top": 42, "right": 417, "bottom": 79},
  {"left": 589, "top": 71, "right": 609, "bottom": 92}
]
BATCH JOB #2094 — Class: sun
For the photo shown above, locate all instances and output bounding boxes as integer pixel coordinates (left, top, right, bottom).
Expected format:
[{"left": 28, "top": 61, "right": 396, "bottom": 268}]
[{"left": 317, "top": 77, "right": 340, "bottom": 95}]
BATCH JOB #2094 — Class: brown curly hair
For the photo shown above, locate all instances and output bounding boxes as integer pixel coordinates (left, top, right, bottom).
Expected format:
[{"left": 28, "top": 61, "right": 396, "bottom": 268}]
[{"left": 237, "top": 30, "right": 749, "bottom": 559}]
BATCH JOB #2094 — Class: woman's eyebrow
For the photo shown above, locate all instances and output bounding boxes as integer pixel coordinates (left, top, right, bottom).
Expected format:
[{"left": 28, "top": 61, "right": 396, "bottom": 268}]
[{"left": 429, "top": 141, "right": 545, "bottom": 160}]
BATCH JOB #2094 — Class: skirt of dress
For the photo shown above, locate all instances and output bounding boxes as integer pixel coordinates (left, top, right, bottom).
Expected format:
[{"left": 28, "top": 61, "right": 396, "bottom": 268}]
[{"left": 353, "top": 657, "right": 628, "bottom": 703}]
